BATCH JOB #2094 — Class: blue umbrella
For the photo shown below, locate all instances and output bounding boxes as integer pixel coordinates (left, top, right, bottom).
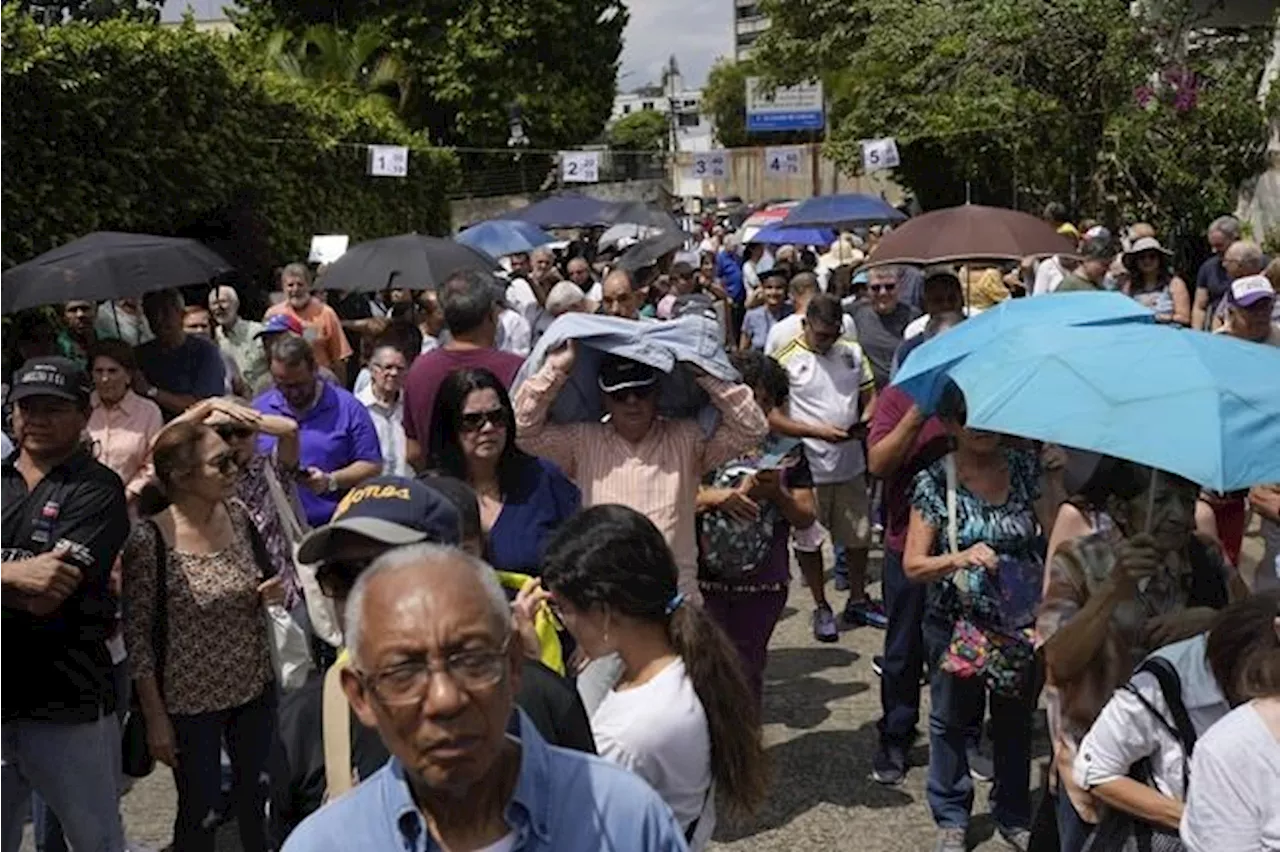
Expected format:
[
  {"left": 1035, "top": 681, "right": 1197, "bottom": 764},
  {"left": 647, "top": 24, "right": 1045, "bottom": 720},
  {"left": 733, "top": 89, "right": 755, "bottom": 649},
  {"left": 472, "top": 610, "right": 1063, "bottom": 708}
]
[
  {"left": 456, "top": 220, "right": 555, "bottom": 258},
  {"left": 894, "top": 292, "right": 1155, "bottom": 412},
  {"left": 493, "top": 192, "right": 621, "bottom": 228},
  {"left": 781, "top": 193, "right": 906, "bottom": 228},
  {"left": 925, "top": 323, "right": 1280, "bottom": 491},
  {"left": 747, "top": 223, "right": 837, "bottom": 247}
]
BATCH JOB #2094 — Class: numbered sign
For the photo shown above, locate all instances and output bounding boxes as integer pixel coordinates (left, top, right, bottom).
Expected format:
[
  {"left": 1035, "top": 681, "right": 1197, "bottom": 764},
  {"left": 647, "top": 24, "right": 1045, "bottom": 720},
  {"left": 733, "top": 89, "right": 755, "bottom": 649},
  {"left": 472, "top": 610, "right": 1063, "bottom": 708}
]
[
  {"left": 561, "top": 151, "right": 600, "bottom": 183},
  {"left": 308, "top": 235, "right": 349, "bottom": 264},
  {"left": 860, "top": 137, "right": 901, "bottom": 173},
  {"left": 764, "top": 146, "right": 804, "bottom": 176},
  {"left": 691, "top": 150, "right": 728, "bottom": 179},
  {"left": 367, "top": 145, "right": 409, "bottom": 177}
]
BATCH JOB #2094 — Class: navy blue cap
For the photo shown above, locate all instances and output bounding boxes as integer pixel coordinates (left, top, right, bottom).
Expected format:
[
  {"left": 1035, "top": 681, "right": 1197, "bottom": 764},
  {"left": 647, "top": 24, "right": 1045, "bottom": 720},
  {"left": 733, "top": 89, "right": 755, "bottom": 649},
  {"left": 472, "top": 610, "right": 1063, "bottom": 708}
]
[
  {"left": 296, "top": 476, "right": 461, "bottom": 564},
  {"left": 8, "top": 357, "right": 92, "bottom": 406}
]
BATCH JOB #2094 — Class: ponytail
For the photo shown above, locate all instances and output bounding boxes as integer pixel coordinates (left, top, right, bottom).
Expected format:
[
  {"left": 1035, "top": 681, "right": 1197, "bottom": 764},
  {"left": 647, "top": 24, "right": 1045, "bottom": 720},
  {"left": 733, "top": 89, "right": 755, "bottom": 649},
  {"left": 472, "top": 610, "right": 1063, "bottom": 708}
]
[
  {"left": 135, "top": 482, "right": 171, "bottom": 517},
  {"left": 667, "top": 601, "right": 769, "bottom": 817}
]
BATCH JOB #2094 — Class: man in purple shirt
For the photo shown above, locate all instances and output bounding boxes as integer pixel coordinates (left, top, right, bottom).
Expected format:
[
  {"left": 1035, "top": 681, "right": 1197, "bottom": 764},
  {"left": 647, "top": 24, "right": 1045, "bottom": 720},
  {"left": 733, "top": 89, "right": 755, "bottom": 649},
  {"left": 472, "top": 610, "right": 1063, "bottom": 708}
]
[{"left": 253, "top": 336, "right": 383, "bottom": 527}]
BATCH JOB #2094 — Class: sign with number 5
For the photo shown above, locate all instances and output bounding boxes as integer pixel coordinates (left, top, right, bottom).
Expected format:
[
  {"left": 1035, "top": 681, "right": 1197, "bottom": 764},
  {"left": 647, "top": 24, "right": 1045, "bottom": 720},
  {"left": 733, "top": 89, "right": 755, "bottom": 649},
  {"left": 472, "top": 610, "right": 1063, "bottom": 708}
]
[{"left": 860, "top": 138, "right": 900, "bottom": 173}]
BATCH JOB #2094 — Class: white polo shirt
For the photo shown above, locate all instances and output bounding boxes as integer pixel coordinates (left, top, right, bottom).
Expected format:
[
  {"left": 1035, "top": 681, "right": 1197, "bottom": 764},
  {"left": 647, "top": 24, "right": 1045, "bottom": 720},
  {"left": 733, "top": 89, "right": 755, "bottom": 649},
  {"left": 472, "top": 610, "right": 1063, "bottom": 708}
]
[
  {"left": 763, "top": 311, "right": 857, "bottom": 357},
  {"left": 773, "top": 336, "right": 875, "bottom": 485}
]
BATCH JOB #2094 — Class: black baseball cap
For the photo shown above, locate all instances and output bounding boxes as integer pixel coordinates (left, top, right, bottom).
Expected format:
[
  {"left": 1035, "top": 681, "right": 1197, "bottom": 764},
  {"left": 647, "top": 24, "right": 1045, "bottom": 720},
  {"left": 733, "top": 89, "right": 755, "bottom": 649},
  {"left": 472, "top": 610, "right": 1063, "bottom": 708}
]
[
  {"left": 7, "top": 357, "right": 92, "bottom": 406},
  {"left": 297, "top": 476, "right": 461, "bottom": 564},
  {"left": 597, "top": 354, "right": 658, "bottom": 394}
]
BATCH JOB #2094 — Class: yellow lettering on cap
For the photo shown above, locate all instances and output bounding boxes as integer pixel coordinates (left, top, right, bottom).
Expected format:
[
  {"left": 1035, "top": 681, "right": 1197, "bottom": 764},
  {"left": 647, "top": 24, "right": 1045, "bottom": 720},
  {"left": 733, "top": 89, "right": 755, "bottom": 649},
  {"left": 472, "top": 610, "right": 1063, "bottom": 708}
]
[{"left": 332, "top": 484, "right": 413, "bottom": 519}]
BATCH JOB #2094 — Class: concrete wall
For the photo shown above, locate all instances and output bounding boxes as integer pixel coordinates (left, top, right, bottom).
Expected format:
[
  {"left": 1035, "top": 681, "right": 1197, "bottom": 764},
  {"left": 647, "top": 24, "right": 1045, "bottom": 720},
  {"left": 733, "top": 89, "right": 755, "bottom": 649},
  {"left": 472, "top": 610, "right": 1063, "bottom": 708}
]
[
  {"left": 670, "top": 144, "right": 905, "bottom": 205},
  {"left": 450, "top": 178, "right": 668, "bottom": 232}
]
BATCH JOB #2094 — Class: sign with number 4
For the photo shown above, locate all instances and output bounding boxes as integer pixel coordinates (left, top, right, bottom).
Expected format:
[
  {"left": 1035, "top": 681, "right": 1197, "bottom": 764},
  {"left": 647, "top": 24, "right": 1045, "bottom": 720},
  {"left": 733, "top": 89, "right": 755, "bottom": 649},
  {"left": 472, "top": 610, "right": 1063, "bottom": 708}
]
[
  {"left": 561, "top": 151, "right": 600, "bottom": 183},
  {"left": 764, "top": 146, "right": 803, "bottom": 176},
  {"left": 691, "top": 150, "right": 728, "bottom": 179},
  {"left": 860, "top": 138, "right": 900, "bottom": 173},
  {"left": 368, "top": 145, "right": 409, "bottom": 178}
]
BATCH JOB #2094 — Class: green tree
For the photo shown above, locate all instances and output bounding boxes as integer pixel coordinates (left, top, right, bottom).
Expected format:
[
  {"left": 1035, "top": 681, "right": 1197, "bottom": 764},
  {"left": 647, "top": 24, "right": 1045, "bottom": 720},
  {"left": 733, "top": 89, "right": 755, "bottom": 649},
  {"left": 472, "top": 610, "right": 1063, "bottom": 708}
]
[
  {"left": 235, "top": 0, "right": 628, "bottom": 149},
  {"left": 13, "top": 0, "right": 159, "bottom": 23},
  {"left": 701, "top": 57, "right": 751, "bottom": 147},
  {"left": 608, "top": 109, "right": 668, "bottom": 151},
  {"left": 264, "top": 23, "right": 410, "bottom": 117},
  {"left": 1, "top": 9, "right": 457, "bottom": 276},
  {"left": 751, "top": 0, "right": 1270, "bottom": 251}
]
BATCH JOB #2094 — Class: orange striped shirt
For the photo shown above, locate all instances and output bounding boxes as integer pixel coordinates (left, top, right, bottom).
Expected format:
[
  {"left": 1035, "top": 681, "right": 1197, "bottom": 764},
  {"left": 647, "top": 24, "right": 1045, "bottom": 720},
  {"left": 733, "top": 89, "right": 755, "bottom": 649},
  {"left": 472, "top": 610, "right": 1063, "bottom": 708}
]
[{"left": 514, "top": 362, "right": 769, "bottom": 602}]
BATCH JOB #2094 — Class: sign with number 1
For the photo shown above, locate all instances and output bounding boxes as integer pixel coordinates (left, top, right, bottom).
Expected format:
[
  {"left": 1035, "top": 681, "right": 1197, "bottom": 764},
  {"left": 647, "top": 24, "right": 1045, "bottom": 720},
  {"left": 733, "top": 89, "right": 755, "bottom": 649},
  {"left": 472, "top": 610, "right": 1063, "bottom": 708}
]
[{"left": 368, "top": 145, "right": 409, "bottom": 177}]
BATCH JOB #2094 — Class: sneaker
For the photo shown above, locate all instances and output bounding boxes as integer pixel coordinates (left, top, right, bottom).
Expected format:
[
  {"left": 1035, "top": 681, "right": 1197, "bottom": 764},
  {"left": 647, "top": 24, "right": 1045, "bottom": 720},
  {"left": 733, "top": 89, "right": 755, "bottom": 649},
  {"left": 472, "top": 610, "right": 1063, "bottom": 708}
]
[
  {"left": 997, "top": 824, "right": 1030, "bottom": 852},
  {"left": 967, "top": 744, "right": 994, "bottom": 782},
  {"left": 813, "top": 605, "right": 839, "bottom": 643},
  {"left": 871, "top": 740, "right": 906, "bottom": 785},
  {"left": 871, "top": 655, "right": 884, "bottom": 677},
  {"left": 842, "top": 597, "right": 889, "bottom": 629},
  {"left": 934, "top": 827, "right": 968, "bottom": 852}
]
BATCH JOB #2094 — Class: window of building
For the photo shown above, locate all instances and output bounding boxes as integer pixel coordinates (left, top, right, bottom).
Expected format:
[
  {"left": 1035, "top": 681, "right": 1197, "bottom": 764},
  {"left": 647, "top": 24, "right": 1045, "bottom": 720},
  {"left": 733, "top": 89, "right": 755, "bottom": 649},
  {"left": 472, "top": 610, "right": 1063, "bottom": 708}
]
[
  {"left": 735, "top": 4, "right": 759, "bottom": 19},
  {"left": 677, "top": 112, "right": 700, "bottom": 128},
  {"left": 622, "top": 104, "right": 631, "bottom": 114},
  {"left": 642, "top": 101, "right": 654, "bottom": 110},
  {"left": 737, "top": 30, "right": 761, "bottom": 48}
]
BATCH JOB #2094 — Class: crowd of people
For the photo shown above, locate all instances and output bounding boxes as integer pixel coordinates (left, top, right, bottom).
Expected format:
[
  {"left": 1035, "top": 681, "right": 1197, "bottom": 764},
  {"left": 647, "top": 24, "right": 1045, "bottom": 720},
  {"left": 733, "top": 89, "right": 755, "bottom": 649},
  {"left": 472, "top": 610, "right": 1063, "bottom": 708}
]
[{"left": 2, "top": 204, "right": 1278, "bottom": 852}]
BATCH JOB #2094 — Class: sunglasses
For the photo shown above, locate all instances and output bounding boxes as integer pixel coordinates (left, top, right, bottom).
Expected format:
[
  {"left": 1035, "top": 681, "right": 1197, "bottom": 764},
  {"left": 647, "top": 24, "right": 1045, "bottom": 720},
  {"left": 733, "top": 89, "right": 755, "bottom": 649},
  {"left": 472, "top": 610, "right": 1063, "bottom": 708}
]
[
  {"left": 458, "top": 409, "right": 507, "bottom": 432},
  {"left": 869, "top": 284, "right": 896, "bottom": 294},
  {"left": 605, "top": 384, "right": 656, "bottom": 404},
  {"left": 214, "top": 424, "right": 254, "bottom": 441}
]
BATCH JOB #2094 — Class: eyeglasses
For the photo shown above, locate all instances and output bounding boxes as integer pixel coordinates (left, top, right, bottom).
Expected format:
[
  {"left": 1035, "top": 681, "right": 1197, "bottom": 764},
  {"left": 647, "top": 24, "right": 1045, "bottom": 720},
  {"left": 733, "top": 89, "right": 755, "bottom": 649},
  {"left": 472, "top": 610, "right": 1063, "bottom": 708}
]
[
  {"left": 458, "top": 409, "right": 506, "bottom": 432},
  {"left": 605, "top": 384, "right": 656, "bottom": 404},
  {"left": 869, "top": 284, "right": 896, "bottom": 294},
  {"left": 208, "top": 452, "right": 239, "bottom": 475},
  {"left": 214, "top": 424, "right": 254, "bottom": 441},
  {"left": 357, "top": 636, "right": 512, "bottom": 705}
]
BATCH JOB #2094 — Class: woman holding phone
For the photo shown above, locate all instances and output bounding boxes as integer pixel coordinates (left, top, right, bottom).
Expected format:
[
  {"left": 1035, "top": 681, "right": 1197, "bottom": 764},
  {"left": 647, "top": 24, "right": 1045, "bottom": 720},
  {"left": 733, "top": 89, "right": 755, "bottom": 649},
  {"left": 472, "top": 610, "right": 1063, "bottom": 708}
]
[{"left": 695, "top": 350, "right": 817, "bottom": 705}]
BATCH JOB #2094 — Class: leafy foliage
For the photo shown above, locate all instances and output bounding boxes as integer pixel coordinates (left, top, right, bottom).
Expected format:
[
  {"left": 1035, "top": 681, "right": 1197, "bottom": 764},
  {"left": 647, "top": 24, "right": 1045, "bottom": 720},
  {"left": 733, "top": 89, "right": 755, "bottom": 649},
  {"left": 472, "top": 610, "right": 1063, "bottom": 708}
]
[
  {"left": 1, "top": 8, "right": 458, "bottom": 280},
  {"left": 234, "top": 0, "right": 628, "bottom": 149},
  {"left": 752, "top": 0, "right": 1271, "bottom": 250},
  {"left": 608, "top": 110, "right": 668, "bottom": 151},
  {"left": 12, "top": 0, "right": 158, "bottom": 23},
  {"left": 263, "top": 23, "right": 410, "bottom": 117}
]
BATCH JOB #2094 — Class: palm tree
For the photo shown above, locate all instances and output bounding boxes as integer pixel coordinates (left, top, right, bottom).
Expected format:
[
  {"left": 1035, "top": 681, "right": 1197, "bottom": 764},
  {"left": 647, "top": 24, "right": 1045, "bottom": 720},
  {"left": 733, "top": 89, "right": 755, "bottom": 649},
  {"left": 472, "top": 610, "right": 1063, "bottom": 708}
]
[{"left": 264, "top": 23, "right": 410, "bottom": 116}]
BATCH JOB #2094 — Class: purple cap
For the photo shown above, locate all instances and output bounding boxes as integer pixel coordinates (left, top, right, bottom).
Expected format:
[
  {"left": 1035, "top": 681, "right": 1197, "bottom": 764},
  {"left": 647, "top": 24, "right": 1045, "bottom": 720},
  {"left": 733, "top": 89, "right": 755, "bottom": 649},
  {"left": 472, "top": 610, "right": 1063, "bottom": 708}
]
[{"left": 1228, "top": 275, "right": 1276, "bottom": 307}]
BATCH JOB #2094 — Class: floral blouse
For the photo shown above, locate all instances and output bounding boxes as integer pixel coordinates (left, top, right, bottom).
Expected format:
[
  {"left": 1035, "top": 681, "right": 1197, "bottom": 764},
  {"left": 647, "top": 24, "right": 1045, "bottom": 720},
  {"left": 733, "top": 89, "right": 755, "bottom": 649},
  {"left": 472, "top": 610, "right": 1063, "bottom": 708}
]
[
  {"left": 123, "top": 500, "right": 272, "bottom": 716},
  {"left": 910, "top": 447, "right": 1044, "bottom": 629}
]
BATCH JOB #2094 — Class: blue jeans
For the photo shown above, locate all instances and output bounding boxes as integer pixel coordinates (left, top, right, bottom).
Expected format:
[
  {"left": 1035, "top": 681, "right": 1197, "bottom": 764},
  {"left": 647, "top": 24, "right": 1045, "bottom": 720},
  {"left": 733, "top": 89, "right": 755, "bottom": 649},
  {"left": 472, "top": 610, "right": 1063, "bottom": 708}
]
[
  {"left": 1, "top": 713, "right": 125, "bottom": 852},
  {"left": 32, "top": 660, "right": 131, "bottom": 852},
  {"left": 924, "top": 620, "right": 1033, "bottom": 830},
  {"left": 169, "top": 690, "right": 276, "bottom": 852},
  {"left": 833, "top": 544, "right": 848, "bottom": 582},
  {"left": 1057, "top": 785, "right": 1094, "bottom": 852},
  {"left": 877, "top": 548, "right": 926, "bottom": 745}
]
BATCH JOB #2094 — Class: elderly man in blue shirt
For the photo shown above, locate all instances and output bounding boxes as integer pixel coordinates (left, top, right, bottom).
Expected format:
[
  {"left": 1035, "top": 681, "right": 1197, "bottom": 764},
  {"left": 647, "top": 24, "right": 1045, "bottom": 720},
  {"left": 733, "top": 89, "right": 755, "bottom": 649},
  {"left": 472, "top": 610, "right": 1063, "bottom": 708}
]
[{"left": 282, "top": 543, "right": 689, "bottom": 852}]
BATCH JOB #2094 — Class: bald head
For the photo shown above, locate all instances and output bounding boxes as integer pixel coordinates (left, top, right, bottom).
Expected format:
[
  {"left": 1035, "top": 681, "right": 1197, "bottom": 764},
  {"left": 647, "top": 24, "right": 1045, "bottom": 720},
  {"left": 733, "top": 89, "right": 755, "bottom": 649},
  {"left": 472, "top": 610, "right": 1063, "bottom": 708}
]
[
  {"left": 344, "top": 544, "right": 510, "bottom": 669},
  {"left": 1224, "top": 241, "right": 1265, "bottom": 279}
]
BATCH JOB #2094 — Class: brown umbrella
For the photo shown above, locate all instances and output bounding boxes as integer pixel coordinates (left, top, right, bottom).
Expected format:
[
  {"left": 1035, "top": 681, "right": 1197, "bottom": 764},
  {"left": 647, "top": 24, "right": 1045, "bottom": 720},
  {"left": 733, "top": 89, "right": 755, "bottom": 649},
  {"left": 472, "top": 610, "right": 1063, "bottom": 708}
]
[{"left": 862, "top": 204, "right": 1077, "bottom": 268}]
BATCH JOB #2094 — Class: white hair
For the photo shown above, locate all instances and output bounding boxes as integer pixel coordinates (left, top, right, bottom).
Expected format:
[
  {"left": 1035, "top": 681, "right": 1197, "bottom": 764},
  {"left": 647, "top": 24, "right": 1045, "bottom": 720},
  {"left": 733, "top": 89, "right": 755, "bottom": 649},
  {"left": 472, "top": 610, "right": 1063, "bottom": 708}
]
[
  {"left": 208, "top": 285, "right": 240, "bottom": 311},
  {"left": 344, "top": 543, "right": 511, "bottom": 669}
]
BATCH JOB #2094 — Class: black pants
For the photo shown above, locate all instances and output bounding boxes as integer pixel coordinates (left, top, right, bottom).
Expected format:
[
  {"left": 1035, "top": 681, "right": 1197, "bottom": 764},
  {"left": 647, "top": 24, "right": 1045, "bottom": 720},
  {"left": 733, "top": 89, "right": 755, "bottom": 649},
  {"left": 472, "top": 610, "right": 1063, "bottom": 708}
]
[
  {"left": 877, "top": 548, "right": 926, "bottom": 745},
  {"left": 170, "top": 689, "right": 276, "bottom": 852}
]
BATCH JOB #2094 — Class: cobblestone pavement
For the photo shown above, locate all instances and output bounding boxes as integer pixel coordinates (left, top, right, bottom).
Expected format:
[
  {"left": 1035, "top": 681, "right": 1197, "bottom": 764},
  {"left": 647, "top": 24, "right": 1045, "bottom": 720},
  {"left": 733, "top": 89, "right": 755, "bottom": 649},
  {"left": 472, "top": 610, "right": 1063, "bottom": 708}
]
[{"left": 31, "top": 533, "right": 1262, "bottom": 852}]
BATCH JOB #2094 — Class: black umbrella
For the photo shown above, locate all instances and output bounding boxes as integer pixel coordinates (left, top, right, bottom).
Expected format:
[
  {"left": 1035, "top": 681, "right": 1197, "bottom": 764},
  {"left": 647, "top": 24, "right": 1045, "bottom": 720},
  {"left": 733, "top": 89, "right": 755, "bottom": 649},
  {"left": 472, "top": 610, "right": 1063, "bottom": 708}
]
[
  {"left": 318, "top": 234, "right": 496, "bottom": 293},
  {"left": 607, "top": 201, "right": 684, "bottom": 233},
  {"left": 1, "top": 232, "right": 231, "bottom": 314},
  {"left": 616, "top": 230, "right": 688, "bottom": 272}
]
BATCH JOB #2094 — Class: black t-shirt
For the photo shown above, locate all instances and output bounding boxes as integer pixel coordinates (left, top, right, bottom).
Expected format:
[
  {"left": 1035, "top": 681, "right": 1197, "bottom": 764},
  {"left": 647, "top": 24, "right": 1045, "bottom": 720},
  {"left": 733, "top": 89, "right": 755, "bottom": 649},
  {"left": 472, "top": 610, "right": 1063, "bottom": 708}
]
[{"left": 2, "top": 447, "right": 129, "bottom": 723}]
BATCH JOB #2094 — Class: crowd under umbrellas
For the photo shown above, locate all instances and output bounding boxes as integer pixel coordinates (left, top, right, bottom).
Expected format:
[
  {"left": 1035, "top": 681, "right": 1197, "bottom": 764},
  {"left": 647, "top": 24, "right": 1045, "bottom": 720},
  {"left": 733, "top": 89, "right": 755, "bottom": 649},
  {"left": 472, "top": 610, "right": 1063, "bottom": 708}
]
[{"left": 2, "top": 193, "right": 1279, "bottom": 852}]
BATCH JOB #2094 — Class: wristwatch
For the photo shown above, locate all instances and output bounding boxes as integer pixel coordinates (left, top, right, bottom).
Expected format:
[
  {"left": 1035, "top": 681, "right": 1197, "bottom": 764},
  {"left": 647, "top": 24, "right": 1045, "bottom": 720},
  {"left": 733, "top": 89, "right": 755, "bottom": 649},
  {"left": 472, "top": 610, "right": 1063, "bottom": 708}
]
[
  {"left": 145, "top": 386, "right": 159, "bottom": 400},
  {"left": 325, "top": 474, "right": 339, "bottom": 494}
]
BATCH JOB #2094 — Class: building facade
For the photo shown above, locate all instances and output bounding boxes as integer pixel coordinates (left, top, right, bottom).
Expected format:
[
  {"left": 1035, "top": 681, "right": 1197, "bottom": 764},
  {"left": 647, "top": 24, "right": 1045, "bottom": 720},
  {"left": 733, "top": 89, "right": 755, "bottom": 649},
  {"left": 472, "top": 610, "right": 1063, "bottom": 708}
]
[{"left": 733, "top": 0, "right": 769, "bottom": 59}]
